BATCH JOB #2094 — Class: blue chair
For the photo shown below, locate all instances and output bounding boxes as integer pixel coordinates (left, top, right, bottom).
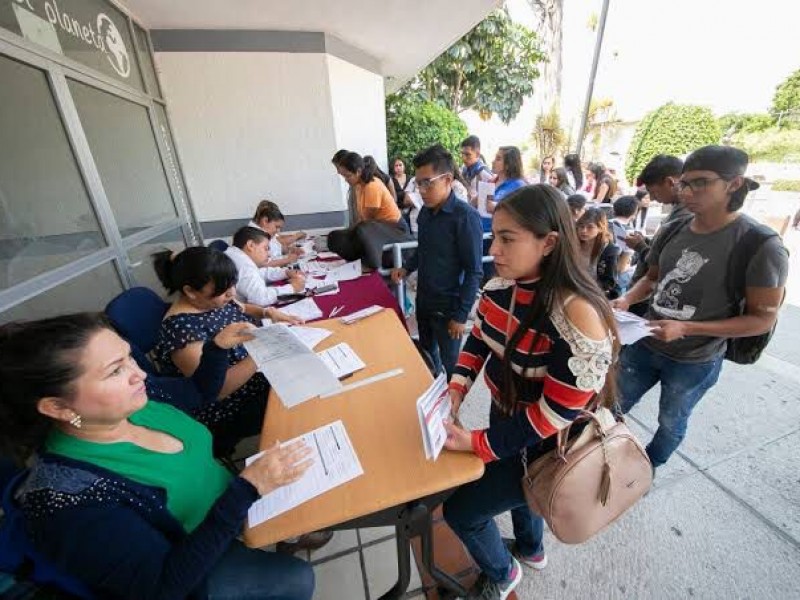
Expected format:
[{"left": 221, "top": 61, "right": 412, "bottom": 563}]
[
  {"left": 208, "top": 239, "right": 229, "bottom": 252},
  {"left": 105, "top": 288, "right": 169, "bottom": 373},
  {"left": 1, "top": 471, "right": 95, "bottom": 599}
]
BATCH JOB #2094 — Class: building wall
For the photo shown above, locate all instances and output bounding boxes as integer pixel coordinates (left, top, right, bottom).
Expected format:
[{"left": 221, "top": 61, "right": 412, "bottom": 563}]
[{"left": 154, "top": 47, "right": 388, "bottom": 235}]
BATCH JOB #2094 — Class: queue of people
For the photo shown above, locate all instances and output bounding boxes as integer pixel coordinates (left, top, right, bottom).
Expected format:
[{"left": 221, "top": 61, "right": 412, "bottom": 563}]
[{"left": 0, "top": 137, "right": 788, "bottom": 600}]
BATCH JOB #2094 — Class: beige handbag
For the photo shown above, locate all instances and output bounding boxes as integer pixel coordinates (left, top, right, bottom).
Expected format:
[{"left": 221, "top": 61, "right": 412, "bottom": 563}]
[{"left": 522, "top": 407, "right": 652, "bottom": 544}]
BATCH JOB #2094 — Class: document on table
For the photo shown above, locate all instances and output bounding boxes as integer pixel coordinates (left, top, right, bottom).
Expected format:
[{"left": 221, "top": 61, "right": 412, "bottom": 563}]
[
  {"left": 330, "top": 259, "right": 362, "bottom": 282},
  {"left": 246, "top": 420, "right": 364, "bottom": 526},
  {"left": 301, "top": 259, "right": 346, "bottom": 276},
  {"left": 279, "top": 297, "right": 324, "bottom": 321},
  {"left": 477, "top": 181, "right": 496, "bottom": 218},
  {"left": 289, "top": 325, "right": 333, "bottom": 349},
  {"left": 305, "top": 274, "right": 339, "bottom": 296},
  {"left": 416, "top": 374, "right": 452, "bottom": 461},
  {"left": 243, "top": 325, "right": 341, "bottom": 407},
  {"left": 613, "top": 310, "right": 654, "bottom": 345},
  {"left": 318, "top": 342, "right": 366, "bottom": 378}
]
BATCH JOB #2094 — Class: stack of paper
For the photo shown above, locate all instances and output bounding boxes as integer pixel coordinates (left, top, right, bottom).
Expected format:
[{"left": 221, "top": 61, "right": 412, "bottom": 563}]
[
  {"left": 243, "top": 325, "right": 341, "bottom": 407},
  {"left": 318, "top": 342, "right": 365, "bottom": 378},
  {"left": 416, "top": 374, "right": 452, "bottom": 461},
  {"left": 305, "top": 274, "right": 339, "bottom": 296},
  {"left": 279, "top": 297, "right": 323, "bottom": 321},
  {"left": 289, "top": 326, "right": 333, "bottom": 349},
  {"left": 614, "top": 310, "right": 654, "bottom": 345},
  {"left": 246, "top": 420, "right": 364, "bottom": 526},
  {"left": 330, "top": 259, "right": 362, "bottom": 282},
  {"left": 340, "top": 305, "right": 383, "bottom": 325}
]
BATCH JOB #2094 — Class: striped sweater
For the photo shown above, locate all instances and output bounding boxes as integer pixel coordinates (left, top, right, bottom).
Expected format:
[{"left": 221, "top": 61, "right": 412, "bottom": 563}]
[{"left": 449, "top": 278, "right": 613, "bottom": 463}]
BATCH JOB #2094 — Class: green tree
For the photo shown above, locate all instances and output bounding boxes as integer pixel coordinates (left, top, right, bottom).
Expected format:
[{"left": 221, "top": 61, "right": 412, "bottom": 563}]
[
  {"left": 385, "top": 96, "right": 468, "bottom": 171},
  {"left": 397, "top": 9, "right": 544, "bottom": 124},
  {"left": 771, "top": 68, "right": 800, "bottom": 127},
  {"left": 625, "top": 103, "right": 721, "bottom": 184}
]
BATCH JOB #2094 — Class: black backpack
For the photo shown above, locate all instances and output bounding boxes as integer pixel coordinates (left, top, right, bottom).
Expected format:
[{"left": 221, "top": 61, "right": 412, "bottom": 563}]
[
  {"left": 723, "top": 222, "right": 783, "bottom": 364},
  {"left": 653, "top": 216, "right": 782, "bottom": 365}
]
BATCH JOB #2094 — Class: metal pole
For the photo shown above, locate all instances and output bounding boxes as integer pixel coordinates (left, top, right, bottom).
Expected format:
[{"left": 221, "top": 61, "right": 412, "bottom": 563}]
[{"left": 575, "top": 0, "right": 611, "bottom": 157}]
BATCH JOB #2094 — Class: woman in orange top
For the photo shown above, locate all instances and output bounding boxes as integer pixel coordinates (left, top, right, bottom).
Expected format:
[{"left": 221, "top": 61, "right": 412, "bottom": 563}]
[
  {"left": 328, "top": 152, "right": 410, "bottom": 266},
  {"left": 339, "top": 153, "right": 402, "bottom": 224}
]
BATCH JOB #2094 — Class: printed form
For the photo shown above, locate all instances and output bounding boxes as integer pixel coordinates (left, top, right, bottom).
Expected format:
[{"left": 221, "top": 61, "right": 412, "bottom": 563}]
[
  {"left": 416, "top": 374, "right": 452, "bottom": 461},
  {"left": 246, "top": 420, "right": 364, "bottom": 526},
  {"left": 243, "top": 325, "right": 341, "bottom": 407}
]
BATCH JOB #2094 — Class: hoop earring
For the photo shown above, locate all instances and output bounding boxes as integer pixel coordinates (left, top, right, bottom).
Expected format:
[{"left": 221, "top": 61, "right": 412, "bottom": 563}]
[{"left": 69, "top": 414, "right": 82, "bottom": 429}]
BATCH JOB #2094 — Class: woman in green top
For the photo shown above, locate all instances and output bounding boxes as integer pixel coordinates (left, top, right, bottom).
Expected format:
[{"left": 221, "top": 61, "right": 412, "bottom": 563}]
[{"left": 0, "top": 313, "right": 316, "bottom": 599}]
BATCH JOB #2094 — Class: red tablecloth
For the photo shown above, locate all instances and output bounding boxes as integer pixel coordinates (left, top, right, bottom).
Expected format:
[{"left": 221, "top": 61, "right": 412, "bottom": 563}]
[{"left": 310, "top": 271, "right": 405, "bottom": 325}]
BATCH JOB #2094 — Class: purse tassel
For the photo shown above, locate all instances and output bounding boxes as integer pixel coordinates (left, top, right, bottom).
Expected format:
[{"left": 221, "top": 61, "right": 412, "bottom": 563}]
[{"left": 599, "top": 461, "right": 611, "bottom": 506}]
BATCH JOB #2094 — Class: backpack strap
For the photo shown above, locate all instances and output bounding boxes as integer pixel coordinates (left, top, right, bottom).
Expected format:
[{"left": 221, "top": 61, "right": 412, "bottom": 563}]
[{"left": 726, "top": 221, "right": 779, "bottom": 310}]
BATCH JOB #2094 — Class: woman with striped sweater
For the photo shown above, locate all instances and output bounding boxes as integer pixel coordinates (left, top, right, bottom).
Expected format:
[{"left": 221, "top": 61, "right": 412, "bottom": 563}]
[{"left": 442, "top": 185, "right": 619, "bottom": 600}]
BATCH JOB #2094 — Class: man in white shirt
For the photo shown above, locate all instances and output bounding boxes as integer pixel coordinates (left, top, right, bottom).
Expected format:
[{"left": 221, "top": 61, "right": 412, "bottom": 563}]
[{"left": 225, "top": 227, "right": 305, "bottom": 306}]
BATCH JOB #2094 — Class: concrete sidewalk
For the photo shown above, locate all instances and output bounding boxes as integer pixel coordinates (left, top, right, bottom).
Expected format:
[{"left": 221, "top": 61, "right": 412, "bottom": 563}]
[{"left": 455, "top": 304, "right": 800, "bottom": 599}]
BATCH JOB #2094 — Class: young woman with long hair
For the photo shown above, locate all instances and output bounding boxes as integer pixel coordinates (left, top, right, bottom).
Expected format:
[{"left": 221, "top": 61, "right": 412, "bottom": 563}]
[
  {"left": 442, "top": 185, "right": 618, "bottom": 599},
  {"left": 576, "top": 207, "right": 622, "bottom": 299}
]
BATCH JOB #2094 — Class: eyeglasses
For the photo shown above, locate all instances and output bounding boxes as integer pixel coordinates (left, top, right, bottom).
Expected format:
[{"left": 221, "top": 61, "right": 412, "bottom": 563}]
[
  {"left": 677, "top": 177, "right": 725, "bottom": 193},
  {"left": 415, "top": 173, "right": 448, "bottom": 190}
]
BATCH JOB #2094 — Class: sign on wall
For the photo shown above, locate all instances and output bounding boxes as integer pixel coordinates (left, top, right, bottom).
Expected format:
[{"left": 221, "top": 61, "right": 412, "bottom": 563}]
[{"left": 1, "top": 0, "right": 142, "bottom": 88}]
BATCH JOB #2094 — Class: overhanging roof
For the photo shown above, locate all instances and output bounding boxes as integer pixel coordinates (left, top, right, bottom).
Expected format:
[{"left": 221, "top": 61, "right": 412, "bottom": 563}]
[{"left": 117, "top": 0, "right": 499, "bottom": 92}]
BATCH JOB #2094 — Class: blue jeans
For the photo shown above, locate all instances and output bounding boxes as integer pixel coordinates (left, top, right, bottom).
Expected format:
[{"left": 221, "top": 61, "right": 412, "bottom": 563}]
[
  {"left": 618, "top": 341, "right": 723, "bottom": 467},
  {"left": 443, "top": 456, "right": 544, "bottom": 583},
  {"left": 205, "top": 541, "right": 314, "bottom": 600},
  {"left": 416, "top": 310, "right": 462, "bottom": 379}
]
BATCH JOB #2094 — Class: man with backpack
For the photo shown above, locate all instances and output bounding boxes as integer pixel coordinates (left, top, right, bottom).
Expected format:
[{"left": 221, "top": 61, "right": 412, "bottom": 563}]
[{"left": 612, "top": 146, "right": 789, "bottom": 469}]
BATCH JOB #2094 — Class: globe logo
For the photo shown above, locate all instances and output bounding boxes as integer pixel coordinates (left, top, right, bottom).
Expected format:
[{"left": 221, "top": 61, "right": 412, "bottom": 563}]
[{"left": 97, "top": 13, "right": 130, "bottom": 78}]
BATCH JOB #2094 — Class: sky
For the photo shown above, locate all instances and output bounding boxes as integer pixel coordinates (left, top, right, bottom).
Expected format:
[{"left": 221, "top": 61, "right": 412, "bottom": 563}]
[{"left": 462, "top": 0, "right": 800, "bottom": 158}]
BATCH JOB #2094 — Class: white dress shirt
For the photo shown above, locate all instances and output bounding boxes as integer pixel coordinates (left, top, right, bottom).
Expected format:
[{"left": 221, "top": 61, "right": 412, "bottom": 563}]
[{"left": 224, "top": 246, "right": 294, "bottom": 307}]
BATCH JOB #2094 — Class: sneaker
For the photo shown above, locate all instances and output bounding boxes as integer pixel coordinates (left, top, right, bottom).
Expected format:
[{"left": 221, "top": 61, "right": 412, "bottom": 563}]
[
  {"left": 468, "top": 556, "right": 522, "bottom": 599},
  {"left": 503, "top": 537, "right": 548, "bottom": 570}
]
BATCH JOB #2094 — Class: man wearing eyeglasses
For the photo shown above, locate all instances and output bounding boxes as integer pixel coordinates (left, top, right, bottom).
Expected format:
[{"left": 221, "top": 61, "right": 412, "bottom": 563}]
[
  {"left": 612, "top": 145, "right": 789, "bottom": 470},
  {"left": 391, "top": 145, "right": 483, "bottom": 379}
]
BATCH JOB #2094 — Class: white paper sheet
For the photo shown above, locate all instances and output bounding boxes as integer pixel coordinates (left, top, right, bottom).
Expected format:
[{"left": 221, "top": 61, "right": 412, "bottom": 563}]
[
  {"left": 246, "top": 420, "right": 364, "bottom": 526},
  {"left": 416, "top": 374, "right": 451, "bottom": 461},
  {"left": 305, "top": 275, "right": 340, "bottom": 296},
  {"left": 477, "top": 181, "right": 496, "bottom": 218},
  {"left": 289, "top": 326, "right": 333, "bottom": 349},
  {"left": 243, "top": 325, "right": 341, "bottom": 407},
  {"left": 330, "top": 259, "right": 362, "bottom": 282},
  {"left": 613, "top": 310, "right": 654, "bottom": 345},
  {"left": 340, "top": 304, "right": 383, "bottom": 325},
  {"left": 408, "top": 190, "right": 424, "bottom": 209},
  {"left": 318, "top": 343, "right": 366, "bottom": 378},
  {"left": 301, "top": 259, "right": 346, "bottom": 277},
  {"left": 279, "top": 298, "right": 324, "bottom": 321}
]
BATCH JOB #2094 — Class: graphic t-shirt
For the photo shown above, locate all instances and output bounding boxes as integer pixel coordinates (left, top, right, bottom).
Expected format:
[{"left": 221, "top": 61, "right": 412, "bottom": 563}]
[{"left": 645, "top": 214, "right": 789, "bottom": 362}]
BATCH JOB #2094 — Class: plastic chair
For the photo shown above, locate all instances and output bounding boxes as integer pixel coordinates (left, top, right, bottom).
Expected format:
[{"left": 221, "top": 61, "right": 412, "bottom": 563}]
[
  {"left": 105, "top": 288, "right": 170, "bottom": 374},
  {"left": 208, "top": 239, "right": 229, "bottom": 252}
]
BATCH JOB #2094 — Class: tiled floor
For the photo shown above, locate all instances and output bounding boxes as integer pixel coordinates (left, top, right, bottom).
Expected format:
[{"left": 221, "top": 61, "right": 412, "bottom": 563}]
[{"left": 299, "top": 528, "right": 425, "bottom": 600}]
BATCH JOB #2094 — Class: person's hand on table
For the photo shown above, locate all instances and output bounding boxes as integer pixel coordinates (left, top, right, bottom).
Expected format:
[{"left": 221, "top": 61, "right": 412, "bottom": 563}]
[
  {"left": 265, "top": 307, "right": 304, "bottom": 325},
  {"left": 213, "top": 322, "right": 256, "bottom": 349},
  {"left": 240, "top": 440, "right": 314, "bottom": 496},
  {"left": 390, "top": 268, "right": 407, "bottom": 284},
  {"left": 448, "top": 319, "right": 466, "bottom": 339},
  {"left": 287, "top": 249, "right": 302, "bottom": 262},
  {"left": 648, "top": 319, "right": 688, "bottom": 342},
  {"left": 443, "top": 420, "right": 473, "bottom": 453}
]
